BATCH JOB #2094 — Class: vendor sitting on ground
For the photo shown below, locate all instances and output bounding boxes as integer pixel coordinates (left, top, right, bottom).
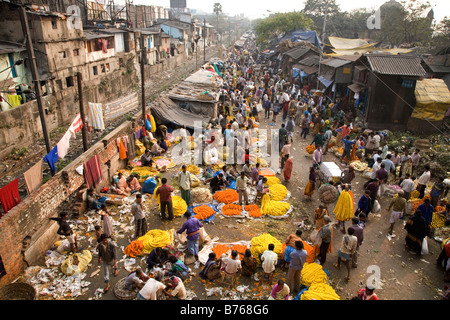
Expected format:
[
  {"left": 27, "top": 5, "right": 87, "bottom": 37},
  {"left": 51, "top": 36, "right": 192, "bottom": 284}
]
[
  {"left": 163, "top": 276, "right": 187, "bottom": 300},
  {"left": 159, "top": 139, "right": 169, "bottom": 153},
  {"left": 146, "top": 247, "right": 169, "bottom": 270},
  {"left": 167, "top": 255, "right": 190, "bottom": 279},
  {"left": 199, "top": 252, "right": 222, "bottom": 281},
  {"left": 124, "top": 267, "right": 149, "bottom": 291},
  {"left": 86, "top": 188, "right": 107, "bottom": 210},
  {"left": 203, "top": 164, "right": 214, "bottom": 180},
  {"left": 151, "top": 140, "right": 164, "bottom": 156},
  {"left": 256, "top": 177, "right": 269, "bottom": 198},
  {"left": 113, "top": 172, "right": 129, "bottom": 195},
  {"left": 205, "top": 172, "right": 229, "bottom": 193},
  {"left": 127, "top": 174, "right": 142, "bottom": 194},
  {"left": 140, "top": 149, "right": 155, "bottom": 167}
]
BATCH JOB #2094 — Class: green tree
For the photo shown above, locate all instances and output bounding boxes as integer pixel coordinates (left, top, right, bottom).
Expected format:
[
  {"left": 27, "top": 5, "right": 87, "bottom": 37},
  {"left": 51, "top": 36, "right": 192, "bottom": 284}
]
[
  {"left": 213, "top": 2, "right": 222, "bottom": 40},
  {"left": 302, "top": 0, "right": 341, "bottom": 31},
  {"left": 326, "top": 8, "right": 374, "bottom": 39},
  {"left": 432, "top": 16, "right": 450, "bottom": 47},
  {"left": 376, "top": 0, "right": 434, "bottom": 46},
  {"left": 255, "top": 11, "right": 315, "bottom": 47}
]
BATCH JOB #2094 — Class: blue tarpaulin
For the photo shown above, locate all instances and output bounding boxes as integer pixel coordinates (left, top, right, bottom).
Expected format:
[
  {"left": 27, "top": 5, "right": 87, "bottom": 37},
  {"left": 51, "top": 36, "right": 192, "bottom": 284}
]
[
  {"left": 280, "top": 29, "right": 321, "bottom": 49},
  {"left": 318, "top": 76, "right": 334, "bottom": 88}
]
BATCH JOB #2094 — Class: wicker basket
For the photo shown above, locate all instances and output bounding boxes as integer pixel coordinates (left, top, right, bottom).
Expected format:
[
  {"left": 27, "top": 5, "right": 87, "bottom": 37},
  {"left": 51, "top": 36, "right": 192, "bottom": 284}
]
[{"left": 0, "top": 282, "right": 37, "bottom": 300}]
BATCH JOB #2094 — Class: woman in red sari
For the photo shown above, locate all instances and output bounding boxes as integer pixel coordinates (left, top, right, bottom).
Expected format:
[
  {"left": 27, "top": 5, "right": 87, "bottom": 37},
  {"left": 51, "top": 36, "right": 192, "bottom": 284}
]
[{"left": 283, "top": 154, "right": 293, "bottom": 182}]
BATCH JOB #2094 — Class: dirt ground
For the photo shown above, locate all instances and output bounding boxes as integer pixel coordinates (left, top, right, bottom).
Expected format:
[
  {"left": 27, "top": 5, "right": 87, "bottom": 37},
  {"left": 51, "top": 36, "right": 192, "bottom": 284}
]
[{"left": 62, "top": 112, "right": 448, "bottom": 301}]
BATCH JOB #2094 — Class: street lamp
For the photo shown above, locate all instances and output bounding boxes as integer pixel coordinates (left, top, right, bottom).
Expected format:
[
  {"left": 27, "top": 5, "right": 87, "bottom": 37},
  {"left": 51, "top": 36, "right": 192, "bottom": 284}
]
[{"left": 0, "top": 59, "right": 24, "bottom": 74}]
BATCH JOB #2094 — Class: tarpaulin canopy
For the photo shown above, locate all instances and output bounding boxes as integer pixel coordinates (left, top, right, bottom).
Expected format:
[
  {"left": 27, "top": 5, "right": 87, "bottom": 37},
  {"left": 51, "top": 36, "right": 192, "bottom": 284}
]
[
  {"left": 328, "top": 37, "right": 376, "bottom": 50},
  {"left": 280, "top": 29, "right": 321, "bottom": 49},
  {"left": 150, "top": 96, "right": 211, "bottom": 130},
  {"left": 410, "top": 78, "right": 450, "bottom": 122}
]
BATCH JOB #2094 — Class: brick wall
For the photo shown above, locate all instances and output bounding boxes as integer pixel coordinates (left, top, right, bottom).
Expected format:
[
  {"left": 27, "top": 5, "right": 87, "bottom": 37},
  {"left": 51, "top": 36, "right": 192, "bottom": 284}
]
[{"left": 0, "top": 120, "right": 133, "bottom": 287}]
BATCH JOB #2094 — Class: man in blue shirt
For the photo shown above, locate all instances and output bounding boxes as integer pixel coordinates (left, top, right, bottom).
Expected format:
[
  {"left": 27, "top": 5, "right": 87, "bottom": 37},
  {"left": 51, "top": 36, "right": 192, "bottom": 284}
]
[
  {"left": 356, "top": 191, "right": 371, "bottom": 216},
  {"left": 381, "top": 154, "right": 395, "bottom": 176},
  {"left": 177, "top": 211, "right": 203, "bottom": 260},
  {"left": 286, "top": 241, "right": 307, "bottom": 293},
  {"left": 341, "top": 136, "right": 356, "bottom": 162},
  {"left": 417, "top": 198, "right": 434, "bottom": 229}
]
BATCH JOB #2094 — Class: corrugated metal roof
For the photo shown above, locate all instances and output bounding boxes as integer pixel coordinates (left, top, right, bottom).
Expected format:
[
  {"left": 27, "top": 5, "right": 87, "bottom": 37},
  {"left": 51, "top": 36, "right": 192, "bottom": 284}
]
[
  {"left": 298, "top": 55, "right": 320, "bottom": 67},
  {"left": 322, "top": 58, "right": 351, "bottom": 68},
  {"left": 293, "top": 64, "right": 318, "bottom": 75},
  {"left": 366, "top": 54, "right": 427, "bottom": 77},
  {"left": 285, "top": 46, "right": 311, "bottom": 60}
]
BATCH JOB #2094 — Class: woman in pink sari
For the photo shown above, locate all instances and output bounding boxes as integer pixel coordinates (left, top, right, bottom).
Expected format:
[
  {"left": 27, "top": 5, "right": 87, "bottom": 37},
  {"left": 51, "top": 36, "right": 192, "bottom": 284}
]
[
  {"left": 283, "top": 154, "right": 293, "bottom": 182},
  {"left": 127, "top": 175, "right": 142, "bottom": 194},
  {"left": 116, "top": 172, "right": 130, "bottom": 194}
]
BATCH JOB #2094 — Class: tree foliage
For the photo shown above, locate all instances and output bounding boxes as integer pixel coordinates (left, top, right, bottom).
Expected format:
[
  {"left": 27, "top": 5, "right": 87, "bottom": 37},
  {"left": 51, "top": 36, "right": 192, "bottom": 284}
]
[
  {"left": 213, "top": 2, "right": 222, "bottom": 16},
  {"left": 376, "top": 0, "right": 434, "bottom": 46},
  {"left": 432, "top": 16, "right": 450, "bottom": 48},
  {"left": 254, "top": 11, "right": 315, "bottom": 47}
]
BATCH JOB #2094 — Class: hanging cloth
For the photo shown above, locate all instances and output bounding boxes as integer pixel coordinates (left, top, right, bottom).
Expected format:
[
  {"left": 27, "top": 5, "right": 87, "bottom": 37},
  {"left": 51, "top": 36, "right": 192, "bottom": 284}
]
[
  {"left": 0, "top": 178, "right": 20, "bottom": 215},
  {"left": 83, "top": 154, "right": 103, "bottom": 188},
  {"left": 23, "top": 159, "right": 43, "bottom": 194},
  {"left": 7, "top": 94, "right": 22, "bottom": 107},
  {"left": 69, "top": 113, "right": 83, "bottom": 138},
  {"left": 56, "top": 130, "right": 72, "bottom": 159},
  {"left": 117, "top": 138, "right": 127, "bottom": 160},
  {"left": 88, "top": 102, "right": 105, "bottom": 131},
  {"left": 43, "top": 145, "right": 59, "bottom": 174},
  {"left": 149, "top": 114, "right": 156, "bottom": 133},
  {"left": 127, "top": 133, "right": 136, "bottom": 160}
]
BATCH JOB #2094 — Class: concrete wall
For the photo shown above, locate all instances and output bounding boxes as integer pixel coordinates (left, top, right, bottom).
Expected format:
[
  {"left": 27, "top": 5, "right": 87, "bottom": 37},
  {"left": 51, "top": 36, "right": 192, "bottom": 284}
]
[{"left": 0, "top": 120, "right": 133, "bottom": 287}]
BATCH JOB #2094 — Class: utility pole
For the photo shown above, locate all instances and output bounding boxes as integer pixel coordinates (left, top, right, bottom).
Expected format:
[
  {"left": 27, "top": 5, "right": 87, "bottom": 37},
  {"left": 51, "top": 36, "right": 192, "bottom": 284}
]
[
  {"left": 317, "top": 1, "right": 328, "bottom": 90},
  {"left": 140, "top": 34, "right": 146, "bottom": 122},
  {"left": 76, "top": 72, "right": 88, "bottom": 152},
  {"left": 203, "top": 18, "right": 206, "bottom": 64},
  {"left": 19, "top": 6, "right": 51, "bottom": 154}
]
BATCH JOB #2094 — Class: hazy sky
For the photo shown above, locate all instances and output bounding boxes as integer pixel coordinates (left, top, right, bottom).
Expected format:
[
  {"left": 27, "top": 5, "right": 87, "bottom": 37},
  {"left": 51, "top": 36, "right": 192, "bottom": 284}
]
[{"left": 135, "top": 0, "right": 449, "bottom": 23}]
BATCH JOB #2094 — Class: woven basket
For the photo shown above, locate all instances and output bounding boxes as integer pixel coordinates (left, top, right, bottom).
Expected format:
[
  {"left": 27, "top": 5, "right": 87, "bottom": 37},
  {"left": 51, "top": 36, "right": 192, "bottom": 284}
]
[{"left": 0, "top": 282, "right": 37, "bottom": 300}]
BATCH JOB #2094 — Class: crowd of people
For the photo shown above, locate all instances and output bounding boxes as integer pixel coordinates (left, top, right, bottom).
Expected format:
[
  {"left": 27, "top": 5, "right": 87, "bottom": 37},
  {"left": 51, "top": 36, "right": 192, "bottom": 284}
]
[{"left": 48, "top": 36, "right": 450, "bottom": 301}]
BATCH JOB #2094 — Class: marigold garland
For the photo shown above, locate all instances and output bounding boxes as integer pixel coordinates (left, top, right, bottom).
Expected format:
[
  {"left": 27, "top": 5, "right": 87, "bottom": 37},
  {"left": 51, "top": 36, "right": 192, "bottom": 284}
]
[
  {"left": 193, "top": 205, "right": 216, "bottom": 220},
  {"left": 222, "top": 204, "right": 243, "bottom": 216},
  {"left": 214, "top": 189, "right": 239, "bottom": 204}
]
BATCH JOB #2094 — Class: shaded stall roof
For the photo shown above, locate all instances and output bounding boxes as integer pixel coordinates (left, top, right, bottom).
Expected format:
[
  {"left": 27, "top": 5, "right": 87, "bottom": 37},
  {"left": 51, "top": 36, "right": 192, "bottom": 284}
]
[
  {"left": 348, "top": 82, "right": 365, "bottom": 93},
  {"left": 298, "top": 55, "right": 320, "bottom": 67},
  {"left": 168, "top": 68, "right": 220, "bottom": 103},
  {"left": 365, "top": 54, "right": 428, "bottom": 77},
  {"left": 83, "top": 30, "right": 115, "bottom": 40},
  {"left": 321, "top": 58, "right": 352, "bottom": 68},
  {"left": 150, "top": 96, "right": 211, "bottom": 130},
  {"left": 284, "top": 46, "right": 312, "bottom": 60},
  {"left": 293, "top": 63, "right": 318, "bottom": 75}
]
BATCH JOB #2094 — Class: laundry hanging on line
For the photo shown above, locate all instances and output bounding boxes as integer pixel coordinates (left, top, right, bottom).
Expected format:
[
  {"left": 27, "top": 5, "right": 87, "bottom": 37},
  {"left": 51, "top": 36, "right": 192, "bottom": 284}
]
[
  {"left": 43, "top": 145, "right": 59, "bottom": 174},
  {"left": 88, "top": 102, "right": 105, "bottom": 131},
  {"left": 0, "top": 178, "right": 20, "bottom": 216},
  {"left": 23, "top": 159, "right": 43, "bottom": 194},
  {"left": 69, "top": 113, "right": 83, "bottom": 138},
  {"left": 83, "top": 154, "right": 103, "bottom": 188},
  {"left": 56, "top": 130, "right": 72, "bottom": 159}
]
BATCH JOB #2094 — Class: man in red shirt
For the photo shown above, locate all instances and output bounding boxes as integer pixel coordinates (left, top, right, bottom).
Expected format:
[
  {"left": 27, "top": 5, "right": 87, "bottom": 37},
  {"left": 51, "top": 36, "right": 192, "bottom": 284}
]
[
  {"left": 357, "top": 285, "right": 379, "bottom": 300},
  {"left": 155, "top": 178, "right": 174, "bottom": 221}
]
